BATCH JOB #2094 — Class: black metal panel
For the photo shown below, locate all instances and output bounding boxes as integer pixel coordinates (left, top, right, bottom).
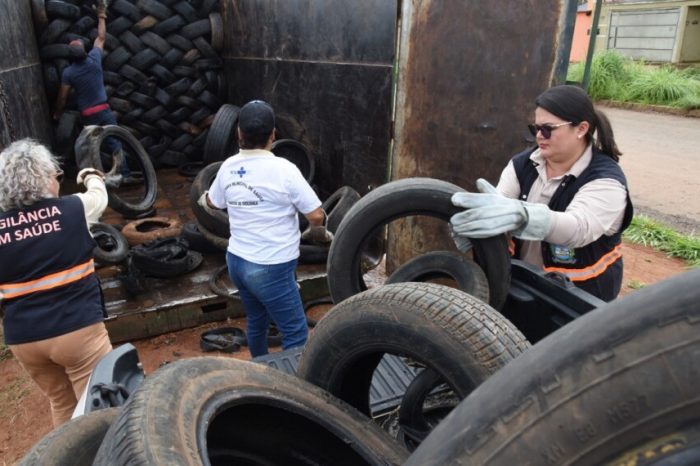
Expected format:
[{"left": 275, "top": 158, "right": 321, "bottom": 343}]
[
  {"left": 0, "top": 0, "right": 53, "bottom": 149},
  {"left": 224, "top": 0, "right": 396, "bottom": 63},
  {"left": 222, "top": 0, "right": 397, "bottom": 198},
  {"left": 224, "top": 59, "right": 392, "bottom": 197}
]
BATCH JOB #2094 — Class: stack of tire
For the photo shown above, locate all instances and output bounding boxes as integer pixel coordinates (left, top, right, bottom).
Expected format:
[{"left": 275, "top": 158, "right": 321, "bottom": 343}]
[{"left": 32, "top": 0, "right": 225, "bottom": 167}]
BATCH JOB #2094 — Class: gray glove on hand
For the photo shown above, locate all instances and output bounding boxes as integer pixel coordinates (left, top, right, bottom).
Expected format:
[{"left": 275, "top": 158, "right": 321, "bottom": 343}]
[
  {"left": 450, "top": 179, "right": 552, "bottom": 240},
  {"left": 301, "top": 225, "right": 334, "bottom": 245},
  {"left": 76, "top": 168, "right": 105, "bottom": 186},
  {"left": 197, "top": 191, "right": 221, "bottom": 215}
]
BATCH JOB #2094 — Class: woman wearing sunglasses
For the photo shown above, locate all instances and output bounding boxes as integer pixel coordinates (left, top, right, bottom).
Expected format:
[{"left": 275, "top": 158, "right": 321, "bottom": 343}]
[
  {"left": 450, "top": 85, "right": 633, "bottom": 301},
  {"left": 0, "top": 139, "right": 114, "bottom": 427}
]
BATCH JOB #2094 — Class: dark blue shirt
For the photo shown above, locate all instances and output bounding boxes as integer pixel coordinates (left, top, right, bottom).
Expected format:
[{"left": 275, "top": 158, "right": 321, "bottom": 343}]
[{"left": 61, "top": 48, "right": 107, "bottom": 111}]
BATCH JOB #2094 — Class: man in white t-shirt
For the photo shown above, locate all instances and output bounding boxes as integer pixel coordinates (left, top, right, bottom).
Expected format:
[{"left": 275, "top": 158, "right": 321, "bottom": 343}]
[{"left": 201, "top": 100, "right": 331, "bottom": 356}]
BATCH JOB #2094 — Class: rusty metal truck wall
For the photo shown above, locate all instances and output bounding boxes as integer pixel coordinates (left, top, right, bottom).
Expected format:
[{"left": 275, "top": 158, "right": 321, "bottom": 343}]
[
  {"left": 222, "top": 0, "right": 397, "bottom": 198},
  {"left": 388, "top": 0, "right": 577, "bottom": 265},
  {"left": 393, "top": 0, "right": 577, "bottom": 189},
  {"left": 0, "top": 1, "right": 54, "bottom": 151}
]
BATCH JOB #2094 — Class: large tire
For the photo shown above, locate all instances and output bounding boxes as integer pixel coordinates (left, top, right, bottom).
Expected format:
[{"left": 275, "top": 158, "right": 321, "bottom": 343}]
[
  {"left": 91, "top": 223, "right": 130, "bottom": 265},
  {"left": 386, "top": 250, "right": 490, "bottom": 304},
  {"left": 189, "top": 161, "right": 230, "bottom": 238},
  {"left": 322, "top": 185, "right": 361, "bottom": 233},
  {"left": 74, "top": 125, "right": 158, "bottom": 217},
  {"left": 18, "top": 408, "right": 119, "bottom": 466},
  {"left": 404, "top": 268, "right": 700, "bottom": 466},
  {"left": 271, "top": 138, "right": 315, "bottom": 183},
  {"left": 297, "top": 282, "right": 529, "bottom": 447},
  {"left": 93, "top": 358, "right": 409, "bottom": 465},
  {"left": 327, "top": 178, "right": 511, "bottom": 309},
  {"left": 203, "top": 104, "right": 240, "bottom": 165}
]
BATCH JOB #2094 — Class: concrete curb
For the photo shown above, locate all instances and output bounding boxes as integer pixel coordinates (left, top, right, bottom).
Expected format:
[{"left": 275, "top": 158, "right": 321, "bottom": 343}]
[{"left": 596, "top": 100, "right": 700, "bottom": 119}]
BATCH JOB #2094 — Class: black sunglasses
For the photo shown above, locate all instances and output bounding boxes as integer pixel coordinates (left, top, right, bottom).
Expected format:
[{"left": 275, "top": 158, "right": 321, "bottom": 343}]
[{"left": 528, "top": 122, "right": 572, "bottom": 139}]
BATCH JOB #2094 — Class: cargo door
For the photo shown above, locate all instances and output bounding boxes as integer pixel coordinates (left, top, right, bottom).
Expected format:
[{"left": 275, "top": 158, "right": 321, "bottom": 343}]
[{"left": 223, "top": 0, "right": 398, "bottom": 197}]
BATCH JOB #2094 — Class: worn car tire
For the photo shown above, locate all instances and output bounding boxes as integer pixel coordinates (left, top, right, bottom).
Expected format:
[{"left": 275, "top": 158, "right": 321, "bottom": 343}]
[
  {"left": 18, "top": 408, "right": 119, "bottom": 466},
  {"left": 74, "top": 125, "right": 158, "bottom": 217},
  {"left": 322, "top": 185, "right": 361, "bottom": 233},
  {"left": 298, "top": 282, "right": 529, "bottom": 447},
  {"left": 405, "top": 268, "right": 700, "bottom": 466},
  {"left": 91, "top": 223, "right": 130, "bottom": 265},
  {"left": 270, "top": 138, "right": 315, "bottom": 183},
  {"left": 203, "top": 104, "right": 240, "bottom": 165},
  {"left": 327, "top": 178, "right": 510, "bottom": 309},
  {"left": 92, "top": 358, "right": 409, "bottom": 465},
  {"left": 121, "top": 217, "right": 183, "bottom": 246},
  {"left": 189, "top": 162, "right": 230, "bottom": 238},
  {"left": 386, "top": 250, "right": 490, "bottom": 304}
]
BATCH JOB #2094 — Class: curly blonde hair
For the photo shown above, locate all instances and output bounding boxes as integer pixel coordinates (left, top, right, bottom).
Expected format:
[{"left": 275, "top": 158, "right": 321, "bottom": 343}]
[{"left": 0, "top": 139, "right": 61, "bottom": 211}]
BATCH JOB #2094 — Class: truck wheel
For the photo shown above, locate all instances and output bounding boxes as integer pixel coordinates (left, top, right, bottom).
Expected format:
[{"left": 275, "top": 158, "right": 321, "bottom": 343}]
[
  {"left": 74, "top": 125, "right": 158, "bottom": 217},
  {"left": 404, "top": 268, "right": 700, "bottom": 466},
  {"left": 297, "top": 282, "right": 529, "bottom": 448},
  {"left": 18, "top": 408, "right": 119, "bottom": 466},
  {"left": 386, "top": 250, "right": 490, "bottom": 303},
  {"left": 327, "top": 178, "right": 511, "bottom": 309},
  {"left": 92, "top": 358, "right": 409, "bottom": 466}
]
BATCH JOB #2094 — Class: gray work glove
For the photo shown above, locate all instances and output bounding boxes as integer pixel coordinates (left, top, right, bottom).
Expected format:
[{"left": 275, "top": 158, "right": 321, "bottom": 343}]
[
  {"left": 301, "top": 225, "right": 334, "bottom": 245},
  {"left": 197, "top": 191, "right": 222, "bottom": 216},
  {"left": 450, "top": 179, "right": 552, "bottom": 240},
  {"left": 76, "top": 168, "right": 105, "bottom": 186},
  {"left": 449, "top": 224, "right": 472, "bottom": 253}
]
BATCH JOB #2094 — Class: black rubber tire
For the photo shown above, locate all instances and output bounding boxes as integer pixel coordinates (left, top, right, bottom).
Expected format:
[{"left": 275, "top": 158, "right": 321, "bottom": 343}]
[
  {"left": 118, "top": 30, "right": 143, "bottom": 54},
  {"left": 173, "top": 0, "right": 198, "bottom": 22},
  {"left": 165, "top": 33, "right": 193, "bottom": 52},
  {"left": 130, "top": 15, "right": 158, "bottom": 34},
  {"left": 139, "top": 31, "right": 171, "bottom": 56},
  {"left": 297, "top": 283, "right": 529, "bottom": 437},
  {"left": 193, "top": 36, "right": 217, "bottom": 59},
  {"left": 209, "top": 12, "right": 223, "bottom": 51},
  {"left": 165, "top": 77, "right": 191, "bottom": 96},
  {"left": 322, "top": 185, "right": 361, "bottom": 233},
  {"left": 386, "top": 250, "right": 490, "bottom": 304},
  {"left": 119, "top": 64, "right": 148, "bottom": 84},
  {"left": 203, "top": 104, "right": 240, "bottom": 165},
  {"left": 127, "top": 91, "right": 157, "bottom": 109},
  {"left": 43, "top": 18, "right": 72, "bottom": 43},
  {"left": 326, "top": 178, "right": 511, "bottom": 309},
  {"left": 180, "top": 48, "right": 201, "bottom": 66},
  {"left": 270, "top": 138, "right": 315, "bottom": 183},
  {"left": 299, "top": 244, "right": 330, "bottom": 265},
  {"left": 74, "top": 125, "right": 158, "bottom": 217},
  {"left": 130, "top": 48, "right": 160, "bottom": 71},
  {"left": 405, "top": 268, "right": 700, "bottom": 466},
  {"left": 196, "top": 220, "right": 228, "bottom": 251},
  {"left": 18, "top": 408, "right": 119, "bottom": 466},
  {"left": 45, "top": 0, "right": 80, "bottom": 19},
  {"left": 103, "top": 46, "right": 131, "bottom": 71},
  {"left": 31, "top": 0, "right": 49, "bottom": 33},
  {"left": 91, "top": 223, "right": 130, "bottom": 265},
  {"left": 180, "top": 18, "right": 211, "bottom": 39},
  {"left": 138, "top": 0, "right": 173, "bottom": 20},
  {"left": 107, "top": 16, "right": 133, "bottom": 36},
  {"left": 92, "top": 358, "right": 409, "bottom": 466},
  {"left": 181, "top": 221, "right": 221, "bottom": 254},
  {"left": 173, "top": 65, "right": 197, "bottom": 78},
  {"left": 208, "top": 264, "right": 237, "bottom": 299},
  {"left": 189, "top": 162, "right": 230, "bottom": 238},
  {"left": 112, "top": 0, "right": 140, "bottom": 21}
]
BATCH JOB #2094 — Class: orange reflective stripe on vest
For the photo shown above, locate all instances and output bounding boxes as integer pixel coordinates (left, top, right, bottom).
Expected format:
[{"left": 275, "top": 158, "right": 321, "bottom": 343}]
[
  {"left": 0, "top": 259, "right": 95, "bottom": 300},
  {"left": 544, "top": 244, "right": 622, "bottom": 282}
]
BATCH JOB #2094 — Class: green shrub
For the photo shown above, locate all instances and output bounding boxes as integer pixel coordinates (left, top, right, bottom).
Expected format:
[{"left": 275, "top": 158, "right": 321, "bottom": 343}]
[
  {"left": 587, "top": 51, "right": 631, "bottom": 100},
  {"left": 625, "top": 66, "right": 700, "bottom": 104},
  {"left": 674, "top": 94, "right": 700, "bottom": 110},
  {"left": 624, "top": 216, "right": 700, "bottom": 267}
]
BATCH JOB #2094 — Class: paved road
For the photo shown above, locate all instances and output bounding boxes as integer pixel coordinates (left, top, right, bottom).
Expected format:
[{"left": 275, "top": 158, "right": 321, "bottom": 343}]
[{"left": 601, "top": 106, "right": 700, "bottom": 234}]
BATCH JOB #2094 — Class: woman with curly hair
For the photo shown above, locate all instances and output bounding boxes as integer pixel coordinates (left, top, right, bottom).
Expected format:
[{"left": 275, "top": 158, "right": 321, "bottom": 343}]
[{"left": 0, "top": 138, "right": 113, "bottom": 427}]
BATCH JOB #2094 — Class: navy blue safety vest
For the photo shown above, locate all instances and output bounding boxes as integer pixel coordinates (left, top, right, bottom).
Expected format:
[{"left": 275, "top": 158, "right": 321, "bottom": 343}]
[
  {"left": 512, "top": 147, "right": 634, "bottom": 301},
  {"left": 0, "top": 196, "right": 105, "bottom": 344}
]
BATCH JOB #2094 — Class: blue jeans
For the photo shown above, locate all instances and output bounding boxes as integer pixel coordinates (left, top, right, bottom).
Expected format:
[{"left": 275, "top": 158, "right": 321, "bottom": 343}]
[{"left": 226, "top": 252, "right": 308, "bottom": 357}]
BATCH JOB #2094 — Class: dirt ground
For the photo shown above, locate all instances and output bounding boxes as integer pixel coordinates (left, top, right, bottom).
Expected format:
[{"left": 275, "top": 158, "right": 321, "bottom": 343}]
[{"left": 0, "top": 241, "right": 691, "bottom": 465}]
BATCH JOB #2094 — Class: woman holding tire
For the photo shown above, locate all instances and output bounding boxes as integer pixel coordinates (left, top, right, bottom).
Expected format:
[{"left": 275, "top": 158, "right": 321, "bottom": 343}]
[
  {"left": 450, "top": 85, "right": 633, "bottom": 301},
  {"left": 200, "top": 100, "right": 333, "bottom": 357},
  {"left": 0, "top": 139, "right": 113, "bottom": 427}
]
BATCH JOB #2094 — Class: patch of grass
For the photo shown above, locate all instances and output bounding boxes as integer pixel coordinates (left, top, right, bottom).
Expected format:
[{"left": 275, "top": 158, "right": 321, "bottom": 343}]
[
  {"left": 623, "top": 216, "right": 700, "bottom": 267},
  {"left": 568, "top": 52, "right": 700, "bottom": 107},
  {"left": 625, "top": 66, "right": 700, "bottom": 104}
]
